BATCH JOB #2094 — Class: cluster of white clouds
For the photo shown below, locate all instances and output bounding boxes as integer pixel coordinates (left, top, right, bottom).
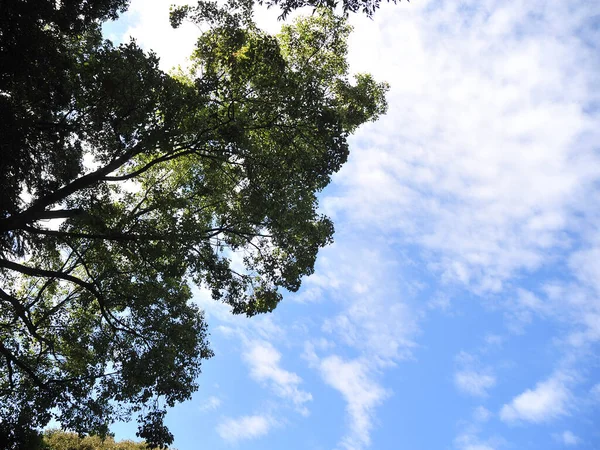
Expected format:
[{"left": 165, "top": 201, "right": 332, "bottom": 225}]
[
  {"left": 298, "top": 240, "right": 421, "bottom": 449},
  {"left": 334, "top": 1, "right": 599, "bottom": 446},
  {"left": 204, "top": 333, "right": 310, "bottom": 443},
  {"left": 500, "top": 372, "right": 572, "bottom": 424},
  {"left": 332, "top": 0, "right": 600, "bottom": 292}
]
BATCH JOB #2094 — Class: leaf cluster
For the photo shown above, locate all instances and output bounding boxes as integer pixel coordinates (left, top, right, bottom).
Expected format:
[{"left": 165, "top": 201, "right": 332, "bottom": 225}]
[
  {"left": 260, "top": 0, "right": 405, "bottom": 19},
  {"left": 41, "top": 429, "right": 167, "bottom": 450}
]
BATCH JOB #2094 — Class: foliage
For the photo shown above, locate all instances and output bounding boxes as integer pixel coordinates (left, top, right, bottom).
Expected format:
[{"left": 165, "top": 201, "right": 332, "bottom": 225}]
[
  {"left": 263, "top": 0, "right": 405, "bottom": 19},
  {"left": 0, "top": 0, "right": 388, "bottom": 447},
  {"left": 172, "top": 0, "right": 407, "bottom": 21},
  {"left": 41, "top": 430, "right": 148, "bottom": 450},
  {"left": 41, "top": 429, "right": 167, "bottom": 450}
]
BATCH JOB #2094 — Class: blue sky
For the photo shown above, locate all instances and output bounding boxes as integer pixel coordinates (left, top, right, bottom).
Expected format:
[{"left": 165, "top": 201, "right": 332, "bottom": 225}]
[{"left": 103, "top": 1, "right": 600, "bottom": 449}]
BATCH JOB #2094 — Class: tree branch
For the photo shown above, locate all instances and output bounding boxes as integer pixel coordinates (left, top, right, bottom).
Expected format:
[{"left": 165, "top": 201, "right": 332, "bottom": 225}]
[
  {"left": 0, "top": 287, "right": 54, "bottom": 350},
  {"left": 0, "top": 341, "right": 48, "bottom": 389},
  {"left": 0, "top": 145, "right": 144, "bottom": 232}
]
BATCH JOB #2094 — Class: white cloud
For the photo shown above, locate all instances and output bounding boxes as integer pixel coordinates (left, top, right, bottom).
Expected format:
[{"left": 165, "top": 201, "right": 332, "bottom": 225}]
[
  {"left": 322, "top": 297, "right": 417, "bottom": 365},
  {"left": 454, "top": 352, "right": 496, "bottom": 397},
  {"left": 457, "top": 442, "right": 496, "bottom": 450},
  {"left": 427, "top": 293, "right": 452, "bottom": 312},
  {"left": 503, "top": 288, "right": 554, "bottom": 333},
  {"left": 455, "top": 407, "right": 503, "bottom": 450},
  {"left": 473, "top": 406, "right": 492, "bottom": 423},
  {"left": 300, "top": 239, "right": 419, "bottom": 448},
  {"left": 569, "top": 247, "right": 600, "bottom": 296},
  {"left": 500, "top": 374, "right": 571, "bottom": 423},
  {"left": 316, "top": 242, "right": 419, "bottom": 364},
  {"left": 199, "top": 396, "right": 222, "bottom": 412},
  {"left": 455, "top": 370, "right": 497, "bottom": 397},
  {"left": 243, "top": 340, "right": 312, "bottom": 415},
  {"left": 324, "top": 0, "right": 600, "bottom": 294},
  {"left": 557, "top": 430, "right": 581, "bottom": 446},
  {"left": 455, "top": 431, "right": 498, "bottom": 450},
  {"left": 216, "top": 414, "right": 276, "bottom": 443},
  {"left": 318, "top": 355, "right": 388, "bottom": 450},
  {"left": 320, "top": 4, "right": 600, "bottom": 443},
  {"left": 484, "top": 335, "right": 504, "bottom": 348}
]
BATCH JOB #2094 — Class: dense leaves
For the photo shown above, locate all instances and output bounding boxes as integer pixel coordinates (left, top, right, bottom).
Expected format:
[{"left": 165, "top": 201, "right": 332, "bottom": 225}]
[
  {"left": 172, "top": 0, "right": 407, "bottom": 21},
  {"left": 265, "top": 0, "right": 404, "bottom": 19},
  {"left": 268, "top": 0, "right": 410, "bottom": 18},
  {"left": 0, "top": 0, "right": 388, "bottom": 447},
  {"left": 41, "top": 429, "right": 166, "bottom": 450},
  {"left": 0, "top": 0, "right": 130, "bottom": 222}
]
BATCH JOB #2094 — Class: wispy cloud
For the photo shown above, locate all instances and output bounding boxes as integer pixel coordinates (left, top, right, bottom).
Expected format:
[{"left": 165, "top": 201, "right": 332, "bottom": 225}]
[
  {"left": 555, "top": 430, "right": 581, "bottom": 446},
  {"left": 216, "top": 414, "right": 277, "bottom": 444},
  {"left": 455, "top": 370, "right": 496, "bottom": 398},
  {"left": 500, "top": 373, "right": 572, "bottom": 423},
  {"left": 454, "top": 352, "right": 497, "bottom": 397},
  {"left": 243, "top": 340, "right": 312, "bottom": 415},
  {"left": 317, "top": 355, "right": 388, "bottom": 450},
  {"left": 313, "top": 242, "right": 420, "bottom": 365},
  {"left": 298, "top": 238, "right": 420, "bottom": 448},
  {"left": 455, "top": 428, "right": 500, "bottom": 450},
  {"left": 455, "top": 406, "right": 503, "bottom": 450},
  {"left": 473, "top": 406, "right": 492, "bottom": 423},
  {"left": 199, "top": 396, "right": 222, "bottom": 412},
  {"left": 455, "top": 437, "right": 497, "bottom": 450}
]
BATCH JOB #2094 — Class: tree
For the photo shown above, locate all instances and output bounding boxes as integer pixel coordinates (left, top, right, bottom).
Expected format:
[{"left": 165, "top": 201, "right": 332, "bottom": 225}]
[
  {"left": 41, "top": 429, "right": 166, "bottom": 450},
  {"left": 0, "top": 0, "right": 388, "bottom": 447}
]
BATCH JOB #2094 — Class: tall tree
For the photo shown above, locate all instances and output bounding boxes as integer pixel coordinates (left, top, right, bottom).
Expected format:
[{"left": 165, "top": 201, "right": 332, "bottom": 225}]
[{"left": 0, "top": 0, "right": 388, "bottom": 447}]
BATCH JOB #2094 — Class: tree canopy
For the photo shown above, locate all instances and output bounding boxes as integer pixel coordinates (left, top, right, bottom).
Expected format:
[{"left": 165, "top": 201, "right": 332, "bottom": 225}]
[
  {"left": 259, "top": 0, "right": 405, "bottom": 19},
  {"left": 42, "top": 429, "right": 165, "bottom": 450},
  {"left": 0, "top": 0, "right": 388, "bottom": 447}
]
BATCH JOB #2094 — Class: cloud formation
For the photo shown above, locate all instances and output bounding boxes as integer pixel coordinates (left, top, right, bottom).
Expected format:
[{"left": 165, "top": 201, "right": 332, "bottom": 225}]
[
  {"left": 243, "top": 340, "right": 312, "bottom": 415},
  {"left": 455, "top": 371, "right": 497, "bottom": 398},
  {"left": 500, "top": 374, "right": 571, "bottom": 423},
  {"left": 327, "top": 0, "right": 600, "bottom": 294},
  {"left": 216, "top": 414, "right": 276, "bottom": 443},
  {"left": 557, "top": 430, "right": 581, "bottom": 446},
  {"left": 199, "top": 396, "right": 222, "bottom": 412},
  {"left": 318, "top": 355, "right": 388, "bottom": 450}
]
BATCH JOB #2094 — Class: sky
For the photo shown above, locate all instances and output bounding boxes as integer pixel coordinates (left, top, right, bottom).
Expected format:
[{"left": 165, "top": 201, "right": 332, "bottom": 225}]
[{"left": 103, "top": 1, "right": 600, "bottom": 449}]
